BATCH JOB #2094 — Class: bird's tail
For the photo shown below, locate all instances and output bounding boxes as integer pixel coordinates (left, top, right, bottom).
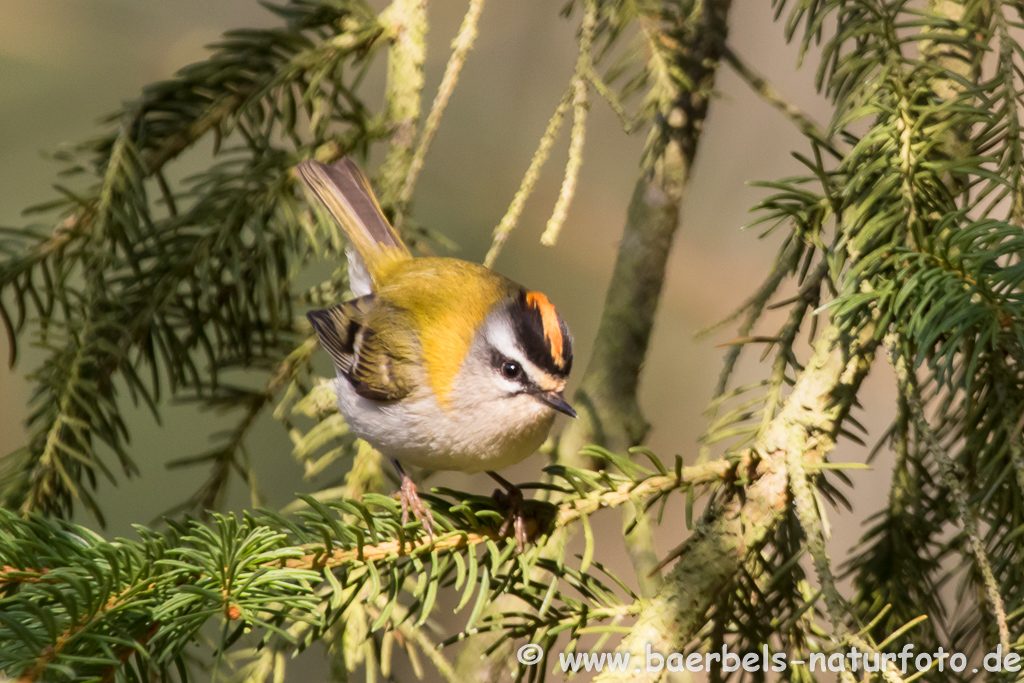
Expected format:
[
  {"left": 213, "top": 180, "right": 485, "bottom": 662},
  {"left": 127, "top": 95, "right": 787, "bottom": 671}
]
[{"left": 294, "top": 158, "right": 411, "bottom": 293}]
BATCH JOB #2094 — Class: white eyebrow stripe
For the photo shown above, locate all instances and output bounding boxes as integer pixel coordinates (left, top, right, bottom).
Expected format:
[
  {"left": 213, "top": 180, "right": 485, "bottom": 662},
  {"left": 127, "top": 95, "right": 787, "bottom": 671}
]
[{"left": 485, "top": 316, "right": 547, "bottom": 384}]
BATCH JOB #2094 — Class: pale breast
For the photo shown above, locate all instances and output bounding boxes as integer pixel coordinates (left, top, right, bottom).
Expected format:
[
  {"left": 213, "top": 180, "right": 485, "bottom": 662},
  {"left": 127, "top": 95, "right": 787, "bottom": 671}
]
[{"left": 333, "top": 375, "right": 554, "bottom": 473}]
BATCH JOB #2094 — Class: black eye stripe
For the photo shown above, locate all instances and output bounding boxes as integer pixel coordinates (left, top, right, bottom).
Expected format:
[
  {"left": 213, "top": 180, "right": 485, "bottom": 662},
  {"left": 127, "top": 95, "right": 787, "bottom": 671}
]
[
  {"left": 490, "top": 348, "right": 521, "bottom": 377},
  {"left": 488, "top": 347, "right": 539, "bottom": 392}
]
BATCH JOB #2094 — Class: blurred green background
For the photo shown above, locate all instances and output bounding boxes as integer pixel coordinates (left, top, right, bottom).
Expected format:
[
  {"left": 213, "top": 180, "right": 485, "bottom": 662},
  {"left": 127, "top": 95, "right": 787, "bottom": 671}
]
[{"left": 0, "top": 0, "right": 897, "bottom": 674}]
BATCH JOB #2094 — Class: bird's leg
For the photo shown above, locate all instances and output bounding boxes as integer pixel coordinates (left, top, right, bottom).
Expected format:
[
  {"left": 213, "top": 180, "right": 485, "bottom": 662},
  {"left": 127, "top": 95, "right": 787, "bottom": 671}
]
[
  {"left": 390, "top": 459, "right": 435, "bottom": 537},
  {"left": 488, "top": 471, "right": 527, "bottom": 552}
]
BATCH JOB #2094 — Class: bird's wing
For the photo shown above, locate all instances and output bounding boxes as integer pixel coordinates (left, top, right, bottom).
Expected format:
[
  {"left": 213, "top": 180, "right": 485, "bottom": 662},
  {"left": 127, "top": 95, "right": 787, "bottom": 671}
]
[{"left": 306, "top": 296, "right": 419, "bottom": 402}]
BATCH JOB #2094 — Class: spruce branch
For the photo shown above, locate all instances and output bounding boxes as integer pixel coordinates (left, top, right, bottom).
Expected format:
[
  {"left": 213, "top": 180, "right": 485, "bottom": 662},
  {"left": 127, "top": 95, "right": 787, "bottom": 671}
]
[
  {"left": 597, "top": 323, "right": 878, "bottom": 683},
  {"left": 278, "top": 457, "right": 730, "bottom": 571},
  {"left": 4, "top": 0, "right": 1024, "bottom": 679},
  {"left": 1, "top": 0, "right": 387, "bottom": 521},
  {"left": 890, "top": 345, "right": 1011, "bottom": 653},
  {"left": 16, "top": 130, "right": 144, "bottom": 522},
  {"left": 0, "top": 457, "right": 730, "bottom": 682}
]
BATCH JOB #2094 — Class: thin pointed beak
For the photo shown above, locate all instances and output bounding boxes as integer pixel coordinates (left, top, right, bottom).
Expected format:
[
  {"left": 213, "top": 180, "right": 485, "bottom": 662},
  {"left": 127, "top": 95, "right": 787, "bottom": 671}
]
[{"left": 537, "top": 391, "right": 577, "bottom": 418}]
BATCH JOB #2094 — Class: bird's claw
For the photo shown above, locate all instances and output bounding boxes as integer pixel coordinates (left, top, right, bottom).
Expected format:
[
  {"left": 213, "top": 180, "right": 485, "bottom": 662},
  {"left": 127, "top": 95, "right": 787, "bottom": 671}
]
[
  {"left": 393, "top": 475, "right": 436, "bottom": 538},
  {"left": 493, "top": 485, "right": 527, "bottom": 552}
]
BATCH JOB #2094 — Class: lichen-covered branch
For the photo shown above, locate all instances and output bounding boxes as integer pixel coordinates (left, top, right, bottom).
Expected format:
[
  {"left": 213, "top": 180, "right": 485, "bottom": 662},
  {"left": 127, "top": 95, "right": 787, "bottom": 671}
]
[
  {"left": 377, "top": 0, "right": 428, "bottom": 206},
  {"left": 596, "top": 323, "right": 878, "bottom": 682},
  {"left": 890, "top": 347, "right": 1011, "bottom": 652},
  {"left": 484, "top": 93, "right": 571, "bottom": 268}
]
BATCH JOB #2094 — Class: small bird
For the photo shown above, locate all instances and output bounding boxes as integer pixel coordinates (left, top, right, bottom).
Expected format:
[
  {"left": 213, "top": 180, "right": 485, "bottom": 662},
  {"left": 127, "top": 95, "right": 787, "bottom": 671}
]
[{"left": 296, "top": 158, "right": 575, "bottom": 548}]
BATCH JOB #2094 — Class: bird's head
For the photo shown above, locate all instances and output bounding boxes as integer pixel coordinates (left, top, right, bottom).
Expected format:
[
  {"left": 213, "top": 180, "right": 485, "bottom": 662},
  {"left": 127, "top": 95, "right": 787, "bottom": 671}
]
[{"left": 455, "top": 289, "right": 575, "bottom": 425}]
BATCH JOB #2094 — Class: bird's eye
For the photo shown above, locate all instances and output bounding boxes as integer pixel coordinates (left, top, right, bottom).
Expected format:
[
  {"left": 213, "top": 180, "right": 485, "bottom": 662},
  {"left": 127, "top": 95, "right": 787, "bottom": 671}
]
[{"left": 501, "top": 360, "right": 522, "bottom": 380}]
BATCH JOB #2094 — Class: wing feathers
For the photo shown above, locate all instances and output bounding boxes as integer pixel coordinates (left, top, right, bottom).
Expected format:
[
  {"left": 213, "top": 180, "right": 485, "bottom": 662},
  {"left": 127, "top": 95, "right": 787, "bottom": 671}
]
[
  {"left": 306, "top": 305, "right": 357, "bottom": 375},
  {"left": 306, "top": 297, "right": 415, "bottom": 402}
]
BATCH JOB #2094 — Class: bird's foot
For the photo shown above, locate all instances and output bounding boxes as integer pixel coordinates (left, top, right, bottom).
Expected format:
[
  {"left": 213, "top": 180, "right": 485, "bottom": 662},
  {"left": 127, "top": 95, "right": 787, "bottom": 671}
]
[
  {"left": 392, "top": 474, "right": 436, "bottom": 538},
  {"left": 489, "top": 472, "right": 528, "bottom": 552}
]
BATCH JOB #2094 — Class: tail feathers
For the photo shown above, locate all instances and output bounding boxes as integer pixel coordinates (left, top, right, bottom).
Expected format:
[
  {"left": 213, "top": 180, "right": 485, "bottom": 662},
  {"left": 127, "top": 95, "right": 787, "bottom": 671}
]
[{"left": 295, "top": 158, "right": 411, "bottom": 285}]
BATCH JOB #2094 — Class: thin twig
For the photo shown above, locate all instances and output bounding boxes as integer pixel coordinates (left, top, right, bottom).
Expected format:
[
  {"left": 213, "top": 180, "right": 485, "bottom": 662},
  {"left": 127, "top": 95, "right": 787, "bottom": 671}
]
[
  {"left": 585, "top": 65, "right": 646, "bottom": 134},
  {"left": 786, "top": 447, "right": 851, "bottom": 641},
  {"left": 722, "top": 45, "right": 838, "bottom": 156},
  {"left": 400, "top": 0, "right": 486, "bottom": 209},
  {"left": 889, "top": 345, "right": 1011, "bottom": 653},
  {"left": 483, "top": 92, "right": 571, "bottom": 267},
  {"left": 282, "top": 460, "right": 731, "bottom": 570},
  {"left": 539, "top": 0, "right": 596, "bottom": 247}
]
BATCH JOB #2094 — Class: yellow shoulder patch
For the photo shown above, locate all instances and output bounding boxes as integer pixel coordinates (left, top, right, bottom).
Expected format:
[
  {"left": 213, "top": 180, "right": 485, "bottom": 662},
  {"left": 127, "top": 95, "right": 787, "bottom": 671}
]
[{"left": 381, "top": 259, "right": 509, "bottom": 409}]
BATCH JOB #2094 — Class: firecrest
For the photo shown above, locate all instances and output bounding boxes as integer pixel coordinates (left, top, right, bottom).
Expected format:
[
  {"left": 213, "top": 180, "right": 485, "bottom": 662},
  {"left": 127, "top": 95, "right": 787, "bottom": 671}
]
[{"left": 296, "top": 158, "right": 575, "bottom": 547}]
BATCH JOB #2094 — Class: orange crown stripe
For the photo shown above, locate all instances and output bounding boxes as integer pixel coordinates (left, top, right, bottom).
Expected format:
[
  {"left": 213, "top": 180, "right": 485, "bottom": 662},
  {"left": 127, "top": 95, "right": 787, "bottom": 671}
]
[{"left": 526, "top": 291, "right": 565, "bottom": 367}]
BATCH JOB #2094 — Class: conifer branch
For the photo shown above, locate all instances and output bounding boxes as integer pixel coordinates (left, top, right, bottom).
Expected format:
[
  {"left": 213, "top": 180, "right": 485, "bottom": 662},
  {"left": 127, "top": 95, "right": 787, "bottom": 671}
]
[
  {"left": 4, "top": 0, "right": 1024, "bottom": 678},
  {"left": 890, "top": 347, "right": 1011, "bottom": 653},
  {"left": 282, "top": 459, "right": 730, "bottom": 570},
  {"left": 786, "top": 446, "right": 849, "bottom": 637},
  {"left": 0, "top": 458, "right": 730, "bottom": 680},
  {"left": 597, "top": 324, "right": 878, "bottom": 682},
  {"left": 1, "top": 0, "right": 387, "bottom": 521}
]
